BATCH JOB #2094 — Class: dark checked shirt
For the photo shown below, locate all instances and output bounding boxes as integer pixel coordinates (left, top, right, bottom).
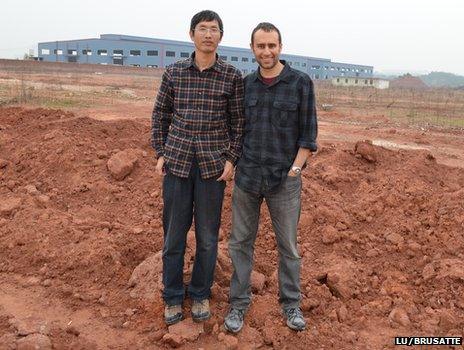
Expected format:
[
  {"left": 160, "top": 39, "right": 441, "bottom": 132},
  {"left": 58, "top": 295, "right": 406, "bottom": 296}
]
[
  {"left": 235, "top": 61, "right": 318, "bottom": 193},
  {"left": 151, "top": 53, "right": 244, "bottom": 179}
]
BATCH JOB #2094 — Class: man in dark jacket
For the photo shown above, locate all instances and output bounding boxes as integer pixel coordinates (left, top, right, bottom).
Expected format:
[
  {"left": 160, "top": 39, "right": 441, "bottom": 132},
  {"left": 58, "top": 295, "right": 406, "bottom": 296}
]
[{"left": 224, "top": 22, "right": 317, "bottom": 333}]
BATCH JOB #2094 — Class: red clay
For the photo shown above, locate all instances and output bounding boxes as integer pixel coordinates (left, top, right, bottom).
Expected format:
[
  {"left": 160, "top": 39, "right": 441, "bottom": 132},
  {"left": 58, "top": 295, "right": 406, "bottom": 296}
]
[{"left": 1, "top": 105, "right": 464, "bottom": 349}]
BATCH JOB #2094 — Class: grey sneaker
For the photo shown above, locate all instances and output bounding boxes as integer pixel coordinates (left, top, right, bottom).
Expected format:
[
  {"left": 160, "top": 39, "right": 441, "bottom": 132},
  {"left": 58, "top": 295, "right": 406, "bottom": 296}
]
[
  {"left": 191, "top": 299, "right": 211, "bottom": 322},
  {"left": 164, "top": 304, "right": 183, "bottom": 325},
  {"left": 283, "top": 307, "right": 306, "bottom": 331},
  {"left": 224, "top": 308, "right": 245, "bottom": 333}
]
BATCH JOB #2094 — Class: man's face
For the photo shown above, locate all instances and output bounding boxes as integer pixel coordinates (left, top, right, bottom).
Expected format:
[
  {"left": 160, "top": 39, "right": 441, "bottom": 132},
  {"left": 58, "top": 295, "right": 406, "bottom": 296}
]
[
  {"left": 251, "top": 29, "right": 282, "bottom": 70},
  {"left": 190, "top": 20, "right": 222, "bottom": 54}
]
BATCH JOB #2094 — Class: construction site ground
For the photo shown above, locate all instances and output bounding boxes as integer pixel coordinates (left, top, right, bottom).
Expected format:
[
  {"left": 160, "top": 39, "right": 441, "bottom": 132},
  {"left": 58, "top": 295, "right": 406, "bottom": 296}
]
[{"left": 0, "top": 61, "right": 464, "bottom": 349}]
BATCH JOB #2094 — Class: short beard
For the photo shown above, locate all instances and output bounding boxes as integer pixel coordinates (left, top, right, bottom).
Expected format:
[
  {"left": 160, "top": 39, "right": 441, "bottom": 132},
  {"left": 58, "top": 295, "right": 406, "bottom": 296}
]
[{"left": 257, "top": 58, "right": 279, "bottom": 70}]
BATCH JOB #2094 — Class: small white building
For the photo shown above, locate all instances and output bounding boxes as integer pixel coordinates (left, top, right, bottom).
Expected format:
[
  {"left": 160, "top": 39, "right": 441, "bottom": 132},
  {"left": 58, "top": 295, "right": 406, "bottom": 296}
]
[{"left": 331, "top": 76, "right": 390, "bottom": 89}]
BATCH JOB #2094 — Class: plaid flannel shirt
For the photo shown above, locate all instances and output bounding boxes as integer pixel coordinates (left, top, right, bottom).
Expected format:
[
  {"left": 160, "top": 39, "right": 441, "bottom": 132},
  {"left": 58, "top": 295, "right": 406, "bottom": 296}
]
[
  {"left": 235, "top": 61, "right": 318, "bottom": 193},
  {"left": 151, "top": 54, "right": 244, "bottom": 179}
]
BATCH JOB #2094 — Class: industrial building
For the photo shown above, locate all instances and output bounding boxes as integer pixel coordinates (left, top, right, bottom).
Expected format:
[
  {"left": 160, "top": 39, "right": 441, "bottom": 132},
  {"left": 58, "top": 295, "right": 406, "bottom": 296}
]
[
  {"left": 332, "top": 76, "right": 390, "bottom": 89},
  {"left": 38, "top": 34, "right": 373, "bottom": 80}
]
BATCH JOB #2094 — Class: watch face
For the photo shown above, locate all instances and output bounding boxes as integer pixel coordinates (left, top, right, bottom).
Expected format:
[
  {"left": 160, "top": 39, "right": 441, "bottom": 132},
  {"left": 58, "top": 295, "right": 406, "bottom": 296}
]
[{"left": 292, "top": 167, "right": 301, "bottom": 174}]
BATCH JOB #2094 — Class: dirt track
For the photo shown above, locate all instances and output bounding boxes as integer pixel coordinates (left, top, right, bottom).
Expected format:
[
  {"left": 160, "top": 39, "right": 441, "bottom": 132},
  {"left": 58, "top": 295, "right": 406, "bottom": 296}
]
[{"left": 1, "top": 62, "right": 464, "bottom": 349}]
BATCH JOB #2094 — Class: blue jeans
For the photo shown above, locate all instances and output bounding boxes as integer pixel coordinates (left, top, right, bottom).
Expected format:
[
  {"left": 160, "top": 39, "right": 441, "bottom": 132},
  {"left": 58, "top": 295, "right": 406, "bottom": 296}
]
[
  {"left": 162, "top": 159, "right": 226, "bottom": 306},
  {"left": 228, "top": 175, "right": 302, "bottom": 310}
]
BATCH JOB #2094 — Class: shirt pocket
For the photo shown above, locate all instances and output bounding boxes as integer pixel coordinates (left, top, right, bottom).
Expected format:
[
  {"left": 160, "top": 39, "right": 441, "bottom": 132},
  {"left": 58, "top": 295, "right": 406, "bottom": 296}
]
[
  {"left": 245, "top": 98, "right": 259, "bottom": 124},
  {"left": 208, "top": 90, "right": 230, "bottom": 118},
  {"left": 272, "top": 101, "right": 298, "bottom": 127}
]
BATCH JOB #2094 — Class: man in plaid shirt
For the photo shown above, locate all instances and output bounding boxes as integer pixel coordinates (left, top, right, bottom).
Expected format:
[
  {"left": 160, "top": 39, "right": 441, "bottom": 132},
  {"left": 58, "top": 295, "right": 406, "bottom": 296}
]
[
  {"left": 151, "top": 10, "right": 244, "bottom": 325},
  {"left": 224, "top": 22, "right": 318, "bottom": 333}
]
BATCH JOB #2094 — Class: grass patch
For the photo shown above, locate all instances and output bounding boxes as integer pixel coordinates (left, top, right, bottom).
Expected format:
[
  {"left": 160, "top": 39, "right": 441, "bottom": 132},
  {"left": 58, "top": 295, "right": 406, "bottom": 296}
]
[
  {"left": 41, "top": 98, "right": 84, "bottom": 109},
  {"left": 389, "top": 111, "right": 464, "bottom": 128}
]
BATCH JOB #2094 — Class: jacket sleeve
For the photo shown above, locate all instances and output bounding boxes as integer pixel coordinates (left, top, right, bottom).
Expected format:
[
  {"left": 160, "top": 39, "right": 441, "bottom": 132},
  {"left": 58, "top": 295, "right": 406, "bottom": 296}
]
[
  {"left": 151, "top": 68, "right": 174, "bottom": 157},
  {"left": 297, "top": 76, "right": 318, "bottom": 152},
  {"left": 225, "top": 71, "right": 245, "bottom": 165}
]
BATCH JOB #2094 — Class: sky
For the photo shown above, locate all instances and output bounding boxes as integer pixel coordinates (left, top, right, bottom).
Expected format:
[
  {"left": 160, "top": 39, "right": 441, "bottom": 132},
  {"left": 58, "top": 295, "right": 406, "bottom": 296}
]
[{"left": 1, "top": 0, "right": 463, "bottom": 75}]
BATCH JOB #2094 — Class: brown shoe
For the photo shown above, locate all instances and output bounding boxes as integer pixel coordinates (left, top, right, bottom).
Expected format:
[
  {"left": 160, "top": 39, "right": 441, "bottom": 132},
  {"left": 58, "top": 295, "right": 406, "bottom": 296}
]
[{"left": 191, "top": 299, "right": 211, "bottom": 322}]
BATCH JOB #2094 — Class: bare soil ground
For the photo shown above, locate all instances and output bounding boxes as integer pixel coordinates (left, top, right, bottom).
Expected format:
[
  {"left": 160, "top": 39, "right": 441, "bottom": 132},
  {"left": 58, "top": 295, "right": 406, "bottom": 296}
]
[{"left": 1, "top": 62, "right": 464, "bottom": 349}]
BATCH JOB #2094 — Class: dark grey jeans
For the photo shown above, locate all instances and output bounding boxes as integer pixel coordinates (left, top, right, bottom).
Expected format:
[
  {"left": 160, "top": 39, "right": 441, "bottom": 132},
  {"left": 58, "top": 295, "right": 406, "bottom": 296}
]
[
  {"left": 162, "top": 159, "right": 226, "bottom": 306},
  {"left": 228, "top": 175, "right": 302, "bottom": 311}
]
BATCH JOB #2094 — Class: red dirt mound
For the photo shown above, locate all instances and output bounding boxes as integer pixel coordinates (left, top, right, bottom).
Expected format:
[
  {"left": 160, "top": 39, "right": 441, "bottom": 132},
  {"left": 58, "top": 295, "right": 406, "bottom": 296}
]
[
  {"left": 390, "top": 74, "right": 429, "bottom": 89},
  {"left": 1, "top": 107, "right": 463, "bottom": 349}
]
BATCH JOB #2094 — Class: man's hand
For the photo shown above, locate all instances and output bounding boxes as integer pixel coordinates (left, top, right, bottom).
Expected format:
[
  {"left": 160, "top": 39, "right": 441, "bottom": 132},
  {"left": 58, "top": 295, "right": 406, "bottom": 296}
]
[
  {"left": 217, "top": 161, "right": 234, "bottom": 181},
  {"left": 156, "top": 156, "right": 165, "bottom": 176}
]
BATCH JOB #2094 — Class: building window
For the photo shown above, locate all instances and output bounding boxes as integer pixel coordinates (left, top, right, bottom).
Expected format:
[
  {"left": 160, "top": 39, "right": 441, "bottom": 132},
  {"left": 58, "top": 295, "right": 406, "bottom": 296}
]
[
  {"left": 166, "top": 51, "right": 175, "bottom": 57},
  {"left": 345, "top": 79, "right": 348, "bottom": 83},
  {"left": 53, "top": 49, "right": 63, "bottom": 55},
  {"left": 82, "top": 49, "right": 92, "bottom": 56},
  {"left": 130, "top": 50, "right": 141, "bottom": 56},
  {"left": 302, "top": 62, "right": 306, "bottom": 67},
  {"left": 355, "top": 79, "right": 358, "bottom": 84},
  {"left": 337, "top": 78, "right": 340, "bottom": 82},
  {"left": 97, "top": 49, "right": 107, "bottom": 56},
  {"left": 220, "top": 55, "right": 227, "bottom": 61},
  {"left": 370, "top": 79, "right": 373, "bottom": 85},
  {"left": 330, "top": 67, "right": 335, "bottom": 70},
  {"left": 315, "top": 74, "right": 319, "bottom": 79},
  {"left": 131, "top": 64, "right": 140, "bottom": 67},
  {"left": 288, "top": 62, "right": 292, "bottom": 66},
  {"left": 231, "top": 56, "right": 238, "bottom": 62},
  {"left": 68, "top": 49, "right": 77, "bottom": 56},
  {"left": 294, "top": 62, "right": 300, "bottom": 67},
  {"left": 252, "top": 58, "right": 256, "bottom": 63},
  {"left": 147, "top": 50, "right": 158, "bottom": 56},
  {"left": 365, "top": 80, "right": 368, "bottom": 84},
  {"left": 243, "top": 69, "right": 248, "bottom": 74},
  {"left": 147, "top": 64, "right": 158, "bottom": 68},
  {"left": 180, "top": 52, "right": 190, "bottom": 58},
  {"left": 113, "top": 49, "right": 123, "bottom": 56},
  {"left": 242, "top": 57, "right": 249, "bottom": 62},
  {"left": 41, "top": 49, "right": 50, "bottom": 55}
]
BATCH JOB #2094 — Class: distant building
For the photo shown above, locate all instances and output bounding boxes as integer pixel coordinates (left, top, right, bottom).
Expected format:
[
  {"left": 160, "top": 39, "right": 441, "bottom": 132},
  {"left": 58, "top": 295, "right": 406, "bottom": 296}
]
[
  {"left": 332, "top": 76, "right": 389, "bottom": 89},
  {"left": 38, "top": 34, "right": 373, "bottom": 80}
]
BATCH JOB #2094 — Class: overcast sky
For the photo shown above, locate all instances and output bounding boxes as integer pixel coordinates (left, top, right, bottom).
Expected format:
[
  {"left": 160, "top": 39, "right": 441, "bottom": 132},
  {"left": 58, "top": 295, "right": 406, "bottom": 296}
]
[{"left": 1, "top": 0, "right": 463, "bottom": 75}]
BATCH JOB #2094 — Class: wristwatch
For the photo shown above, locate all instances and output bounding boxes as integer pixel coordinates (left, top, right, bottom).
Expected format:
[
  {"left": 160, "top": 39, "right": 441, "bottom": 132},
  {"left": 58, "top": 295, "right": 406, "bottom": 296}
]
[{"left": 291, "top": 166, "right": 302, "bottom": 175}]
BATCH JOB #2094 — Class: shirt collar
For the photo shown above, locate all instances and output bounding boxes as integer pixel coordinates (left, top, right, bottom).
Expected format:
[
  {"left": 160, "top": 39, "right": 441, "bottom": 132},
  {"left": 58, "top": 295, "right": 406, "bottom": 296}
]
[
  {"left": 251, "top": 60, "right": 292, "bottom": 84},
  {"left": 185, "top": 52, "right": 224, "bottom": 73}
]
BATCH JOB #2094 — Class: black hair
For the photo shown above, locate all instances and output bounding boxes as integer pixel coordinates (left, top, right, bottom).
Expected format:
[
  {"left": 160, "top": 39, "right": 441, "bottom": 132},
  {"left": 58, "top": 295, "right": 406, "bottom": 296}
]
[
  {"left": 190, "top": 10, "right": 224, "bottom": 38},
  {"left": 251, "top": 22, "right": 282, "bottom": 44}
]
